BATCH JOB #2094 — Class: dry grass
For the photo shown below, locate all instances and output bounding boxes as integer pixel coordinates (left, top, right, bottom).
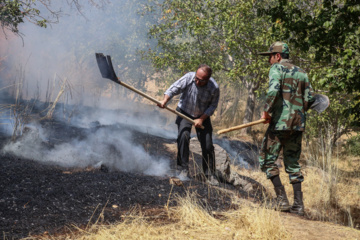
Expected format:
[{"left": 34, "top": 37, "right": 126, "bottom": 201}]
[
  {"left": 44, "top": 192, "right": 290, "bottom": 240},
  {"left": 33, "top": 125, "right": 358, "bottom": 239},
  {"left": 233, "top": 148, "right": 360, "bottom": 228},
  {"left": 40, "top": 78, "right": 68, "bottom": 120}
]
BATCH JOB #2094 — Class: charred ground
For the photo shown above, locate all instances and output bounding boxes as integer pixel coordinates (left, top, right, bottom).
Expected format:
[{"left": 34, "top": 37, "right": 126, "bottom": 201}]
[
  {"left": 1, "top": 101, "right": 360, "bottom": 239},
  {"left": 0, "top": 119, "right": 256, "bottom": 239}
]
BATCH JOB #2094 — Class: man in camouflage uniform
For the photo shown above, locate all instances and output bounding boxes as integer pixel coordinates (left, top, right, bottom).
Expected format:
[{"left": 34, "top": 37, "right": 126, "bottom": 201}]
[{"left": 258, "top": 42, "right": 315, "bottom": 216}]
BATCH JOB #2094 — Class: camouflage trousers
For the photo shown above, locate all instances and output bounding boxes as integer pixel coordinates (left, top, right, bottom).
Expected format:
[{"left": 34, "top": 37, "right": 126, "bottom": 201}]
[{"left": 259, "top": 128, "right": 304, "bottom": 184}]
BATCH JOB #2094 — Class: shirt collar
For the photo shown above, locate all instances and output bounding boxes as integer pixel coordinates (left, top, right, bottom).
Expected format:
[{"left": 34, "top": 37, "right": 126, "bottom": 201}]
[{"left": 280, "top": 59, "right": 292, "bottom": 64}]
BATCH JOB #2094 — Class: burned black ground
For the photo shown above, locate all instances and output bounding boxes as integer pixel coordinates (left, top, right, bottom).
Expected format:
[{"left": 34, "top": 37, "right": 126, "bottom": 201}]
[{"left": 0, "top": 121, "right": 249, "bottom": 239}]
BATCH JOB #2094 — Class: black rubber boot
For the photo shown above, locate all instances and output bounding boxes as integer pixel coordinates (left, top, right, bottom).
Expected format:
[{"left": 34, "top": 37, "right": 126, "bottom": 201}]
[
  {"left": 290, "top": 191, "right": 304, "bottom": 216},
  {"left": 272, "top": 186, "right": 291, "bottom": 211}
]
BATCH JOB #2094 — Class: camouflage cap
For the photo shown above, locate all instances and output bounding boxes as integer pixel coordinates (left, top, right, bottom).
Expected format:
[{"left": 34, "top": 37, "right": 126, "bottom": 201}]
[{"left": 258, "top": 41, "right": 290, "bottom": 55}]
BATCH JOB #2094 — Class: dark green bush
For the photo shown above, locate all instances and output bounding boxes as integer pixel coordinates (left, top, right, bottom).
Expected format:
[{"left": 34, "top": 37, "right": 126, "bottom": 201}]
[{"left": 345, "top": 135, "right": 360, "bottom": 156}]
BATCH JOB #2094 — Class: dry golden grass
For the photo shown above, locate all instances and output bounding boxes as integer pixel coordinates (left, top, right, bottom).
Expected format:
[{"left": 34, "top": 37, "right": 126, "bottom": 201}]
[
  {"left": 336, "top": 155, "right": 360, "bottom": 207},
  {"left": 234, "top": 150, "right": 360, "bottom": 228},
  {"left": 46, "top": 193, "right": 290, "bottom": 240}
]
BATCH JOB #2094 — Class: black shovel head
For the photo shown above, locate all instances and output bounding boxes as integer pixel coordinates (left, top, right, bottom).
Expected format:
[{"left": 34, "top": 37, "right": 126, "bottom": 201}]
[
  {"left": 95, "top": 53, "right": 119, "bottom": 83},
  {"left": 310, "top": 94, "right": 330, "bottom": 114}
]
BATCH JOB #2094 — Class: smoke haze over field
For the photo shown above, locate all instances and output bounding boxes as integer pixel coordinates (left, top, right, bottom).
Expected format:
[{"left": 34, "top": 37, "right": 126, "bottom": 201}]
[
  {"left": 0, "top": 1, "right": 177, "bottom": 177},
  {"left": 0, "top": 1, "right": 256, "bottom": 177},
  {"left": 0, "top": 0, "right": 158, "bottom": 107},
  {"left": 2, "top": 123, "right": 171, "bottom": 176}
]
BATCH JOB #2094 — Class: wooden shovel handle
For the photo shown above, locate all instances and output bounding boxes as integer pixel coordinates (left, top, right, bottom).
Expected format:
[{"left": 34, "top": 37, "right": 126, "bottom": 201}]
[
  {"left": 217, "top": 119, "right": 266, "bottom": 134},
  {"left": 119, "top": 81, "right": 204, "bottom": 129}
]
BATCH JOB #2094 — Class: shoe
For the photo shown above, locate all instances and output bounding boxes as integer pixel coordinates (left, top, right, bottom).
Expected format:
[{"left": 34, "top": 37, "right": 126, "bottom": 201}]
[
  {"left": 178, "top": 169, "right": 190, "bottom": 181},
  {"left": 206, "top": 174, "right": 219, "bottom": 186},
  {"left": 290, "top": 191, "right": 305, "bottom": 216},
  {"left": 271, "top": 186, "right": 291, "bottom": 212}
]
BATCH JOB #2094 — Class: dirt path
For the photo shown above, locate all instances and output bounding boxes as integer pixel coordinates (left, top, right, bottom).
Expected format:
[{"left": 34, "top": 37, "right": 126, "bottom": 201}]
[{"left": 281, "top": 213, "right": 360, "bottom": 239}]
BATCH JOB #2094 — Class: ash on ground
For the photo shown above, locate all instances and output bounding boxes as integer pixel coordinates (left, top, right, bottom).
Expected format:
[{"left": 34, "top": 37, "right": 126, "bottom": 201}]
[{"left": 0, "top": 119, "right": 263, "bottom": 239}]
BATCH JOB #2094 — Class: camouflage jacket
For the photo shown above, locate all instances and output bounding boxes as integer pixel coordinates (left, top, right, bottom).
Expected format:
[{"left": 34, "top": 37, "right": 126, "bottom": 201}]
[{"left": 264, "top": 59, "right": 315, "bottom": 131}]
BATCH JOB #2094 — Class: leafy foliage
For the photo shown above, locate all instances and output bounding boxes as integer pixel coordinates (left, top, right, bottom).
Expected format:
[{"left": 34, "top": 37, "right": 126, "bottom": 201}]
[
  {"left": 145, "top": 0, "right": 273, "bottom": 77},
  {"left": 306, "top": 95, "right": 354, "bottom": 148},
  {"left": 262, "top": 0, "right": 360, "bottom": 125},
  {"left": 143, "top": 0, "right": 278, "bottom": 125},
  {"left": 0, "top": 0, "right": 106, "bottom": 36},
  {"left": 345, "top": 134, "right": 360, "bottom": 156},
  {"left": 0, "top": 0, "right": 57, "bottom": 34}
]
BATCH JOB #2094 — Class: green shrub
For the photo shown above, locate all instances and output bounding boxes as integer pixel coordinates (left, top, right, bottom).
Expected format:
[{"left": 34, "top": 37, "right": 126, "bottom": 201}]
[{"left": 345, "top": 135, "right": 360, "bottom": 156}]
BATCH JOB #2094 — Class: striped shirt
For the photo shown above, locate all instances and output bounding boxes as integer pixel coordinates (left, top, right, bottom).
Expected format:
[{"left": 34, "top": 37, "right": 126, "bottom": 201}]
[{"left": 164, "top": 72, "right": 220, "bottom": 118}]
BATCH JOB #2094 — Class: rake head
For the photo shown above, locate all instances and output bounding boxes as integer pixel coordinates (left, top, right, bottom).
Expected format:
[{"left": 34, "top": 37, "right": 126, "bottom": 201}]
[{"left": 95, "top": 53, "right": 119, "bottom": 83}]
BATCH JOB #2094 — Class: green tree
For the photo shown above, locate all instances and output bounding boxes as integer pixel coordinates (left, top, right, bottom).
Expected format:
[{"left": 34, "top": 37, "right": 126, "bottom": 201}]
[
  {"left": 1, "top": 0, "right": 46, "bottom": 34},
  {"left": 0, "top": 0, "right": 105, "bottom": 36},
  {"left": 72, "top": 0, "right": 158, "bottom": 96},
  {"left": 144, "top": 0, "right": 276, "bottom": 130},
  {"left": 263, "top": 0, "right": 360, "bottom": 127}
]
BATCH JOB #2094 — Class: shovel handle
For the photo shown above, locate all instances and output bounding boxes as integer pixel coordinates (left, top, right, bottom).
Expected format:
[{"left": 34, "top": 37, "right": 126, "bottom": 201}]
[
  {"left": 95, "top": 53, "right": 204, "bottom": 129},
  {"left": 217, "top": 119, "right": 266, "bottom": 134},
  {"left": 119, "top": 81, "right": 204, "bottom": 129}
]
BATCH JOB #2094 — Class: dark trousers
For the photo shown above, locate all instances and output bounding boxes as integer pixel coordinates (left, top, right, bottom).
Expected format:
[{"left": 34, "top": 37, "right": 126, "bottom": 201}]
[{"left": 176, "top": 108, "right": 215, "bottom": 175}]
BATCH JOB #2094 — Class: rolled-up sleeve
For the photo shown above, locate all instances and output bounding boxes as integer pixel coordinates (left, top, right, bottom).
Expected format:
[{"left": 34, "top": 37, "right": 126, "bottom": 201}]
[{"left": 164, "top": 73, "right": 191, "bottom": 98}]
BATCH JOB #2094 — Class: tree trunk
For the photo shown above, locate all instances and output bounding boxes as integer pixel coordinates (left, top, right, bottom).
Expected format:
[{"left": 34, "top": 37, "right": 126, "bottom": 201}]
[{"left": 241, "top": 80, "right": 259, "bottom": 135}]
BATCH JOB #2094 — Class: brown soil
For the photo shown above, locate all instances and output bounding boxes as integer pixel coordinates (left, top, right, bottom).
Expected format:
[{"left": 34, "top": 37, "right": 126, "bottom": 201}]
[{"left": 282, "top": 213, "right": 360, "bottom": 239}]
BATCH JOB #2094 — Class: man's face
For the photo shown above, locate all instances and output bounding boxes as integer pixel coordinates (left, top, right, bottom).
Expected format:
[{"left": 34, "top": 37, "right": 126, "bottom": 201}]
[
  {"left": 268, "top": 53, "right": 281, "bottom": 65},
  {"left": 195, "top": 69, "right": 210, "bottom": 87}
]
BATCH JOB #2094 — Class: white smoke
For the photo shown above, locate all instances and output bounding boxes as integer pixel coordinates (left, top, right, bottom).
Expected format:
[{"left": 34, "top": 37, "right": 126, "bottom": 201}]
[
  {"left": 0, "top": 1, "right": 158, "bottom": 106},
  {"left": 214, "top": 138, "right": 257, "bottom": 168},
  {"left": 0, "top": 118, "right": 13, "bottom": 136},
  {"left": 70, "top": 104, "right": 177, "bottom": 139},
  {"left": 2, "top": 123, "right": 171, "bottom": 176},
  {"left": 0, "top": 1, "right": 178, "bottom": 177}
]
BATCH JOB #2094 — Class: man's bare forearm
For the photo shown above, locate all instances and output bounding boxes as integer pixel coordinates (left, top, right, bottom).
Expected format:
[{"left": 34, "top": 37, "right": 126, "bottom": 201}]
[{"left": 157, "top": 94, "right": 171, "bottom": 108}]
